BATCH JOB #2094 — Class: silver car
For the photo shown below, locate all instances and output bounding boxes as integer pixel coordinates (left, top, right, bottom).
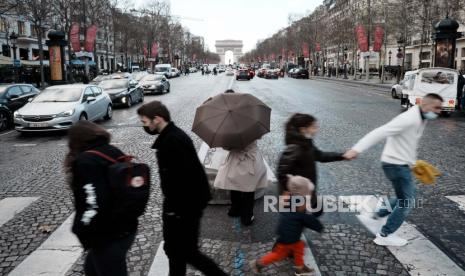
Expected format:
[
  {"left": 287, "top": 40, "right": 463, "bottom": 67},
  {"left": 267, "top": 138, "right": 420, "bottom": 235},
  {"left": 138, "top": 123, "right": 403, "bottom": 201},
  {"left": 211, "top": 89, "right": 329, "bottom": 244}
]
[{"left": 14, "top": 84, "right": 112, "bottom": 132}]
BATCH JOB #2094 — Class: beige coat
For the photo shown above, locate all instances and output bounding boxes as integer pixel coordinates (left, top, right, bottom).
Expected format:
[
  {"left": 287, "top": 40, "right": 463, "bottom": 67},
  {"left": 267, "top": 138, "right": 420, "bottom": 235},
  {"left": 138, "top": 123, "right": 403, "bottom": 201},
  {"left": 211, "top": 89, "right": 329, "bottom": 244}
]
[{"left": 214, "top": 141, "right": 268, "bottom": 192}]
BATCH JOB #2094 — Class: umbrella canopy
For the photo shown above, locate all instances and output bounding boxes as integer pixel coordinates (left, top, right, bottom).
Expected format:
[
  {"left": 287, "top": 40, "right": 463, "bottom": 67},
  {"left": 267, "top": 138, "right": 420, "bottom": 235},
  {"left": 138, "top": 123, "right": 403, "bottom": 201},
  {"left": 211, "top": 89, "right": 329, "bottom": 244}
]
[{"left": 193, "top": 93, "right": 271, "bottom": 149}]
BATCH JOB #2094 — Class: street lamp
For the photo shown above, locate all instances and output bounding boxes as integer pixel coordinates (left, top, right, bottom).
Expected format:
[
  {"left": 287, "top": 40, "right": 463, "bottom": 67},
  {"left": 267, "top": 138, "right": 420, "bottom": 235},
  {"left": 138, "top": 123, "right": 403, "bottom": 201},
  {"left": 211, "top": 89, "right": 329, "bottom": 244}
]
[
  {"left": 9, "top": 32, "right": 18, "bottom": 82},
  {"left": 388, "top": 50, "right": 392, "bottom": 66}
]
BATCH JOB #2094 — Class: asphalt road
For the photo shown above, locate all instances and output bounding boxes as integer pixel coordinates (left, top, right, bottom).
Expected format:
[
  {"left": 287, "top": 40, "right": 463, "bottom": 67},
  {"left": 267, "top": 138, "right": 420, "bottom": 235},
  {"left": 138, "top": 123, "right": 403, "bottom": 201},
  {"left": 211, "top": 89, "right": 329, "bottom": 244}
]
[{"left": 1, "top": 73, "right": 464, "bottom": 276}]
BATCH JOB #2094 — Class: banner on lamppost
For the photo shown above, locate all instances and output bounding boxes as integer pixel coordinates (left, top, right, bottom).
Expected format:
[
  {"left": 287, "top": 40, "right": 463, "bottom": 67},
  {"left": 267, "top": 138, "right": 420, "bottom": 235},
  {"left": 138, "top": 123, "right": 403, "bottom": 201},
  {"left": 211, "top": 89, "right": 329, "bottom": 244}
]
[
  {"left": 193, "top": 53, "right": 196, "bottom": 60},
  {"left": 316, "top": 43, "right": 321, "bottom": 52},
  {"left": 49, "top": 46, "right": 62, "bottom": 81},
  {"left": 355, "top": 24, "right": 368, "bottom": 52},
  {"left": 70, "top": 23, "right": 80, "bottom": 52},
  {"left": 302, "top": 42, "right": 309, "bottom": 58},
  {"left": 151, "top": 42, "right": 158, "bottom": 58},
  {"left": 84, "top": 25, "right": 98, "bottom": 52},
  {"left": 373, "top": 26, "right": 384, "bottom": 52}
]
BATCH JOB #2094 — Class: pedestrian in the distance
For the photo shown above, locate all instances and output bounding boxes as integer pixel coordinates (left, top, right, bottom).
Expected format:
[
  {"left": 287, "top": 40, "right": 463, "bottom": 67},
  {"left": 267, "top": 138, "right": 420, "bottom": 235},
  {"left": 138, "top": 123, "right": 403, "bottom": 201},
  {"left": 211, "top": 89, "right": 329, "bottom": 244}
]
[
  {"left": 344, "top": 93, "right": 444, "bottom": 247},
  {"left": 278, "top": 113, "right": 346, "bottom": 216},
  {"left": 250, "top": 175, "right": 323, "bottom": 275},
  {"left": 137, "top": 101, "right": 228, "bottom": 276},
  {"left": 64, "top": 121, "right": 137, "bottom": 276},
  {"left": 213, "top": 89, "right": 268, "bottom": 226}
]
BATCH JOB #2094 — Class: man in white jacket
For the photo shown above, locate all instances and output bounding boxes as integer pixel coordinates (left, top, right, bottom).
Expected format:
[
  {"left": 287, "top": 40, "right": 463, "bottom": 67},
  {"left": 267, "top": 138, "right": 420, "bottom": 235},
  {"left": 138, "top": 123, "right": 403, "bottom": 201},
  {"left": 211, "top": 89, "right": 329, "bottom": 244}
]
[{"left": 344, "top": 93, "right": 443, "bottom": 246}]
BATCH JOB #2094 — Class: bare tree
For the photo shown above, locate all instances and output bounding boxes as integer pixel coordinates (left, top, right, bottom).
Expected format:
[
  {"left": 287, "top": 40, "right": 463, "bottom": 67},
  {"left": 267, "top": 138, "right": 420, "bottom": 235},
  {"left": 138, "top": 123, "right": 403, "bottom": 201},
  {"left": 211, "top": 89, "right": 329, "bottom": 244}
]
[{"left": 17, "top": 0, "right": 52, "bottom": 87}]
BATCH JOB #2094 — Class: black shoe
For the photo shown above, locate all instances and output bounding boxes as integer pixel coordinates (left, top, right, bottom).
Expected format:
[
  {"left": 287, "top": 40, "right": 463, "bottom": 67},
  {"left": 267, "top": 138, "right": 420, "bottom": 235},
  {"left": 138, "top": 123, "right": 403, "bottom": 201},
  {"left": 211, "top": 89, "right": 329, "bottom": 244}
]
[
  {"left": 227, "top": 209, "right": 240, "bottom": 217},
  {"left": 241, "top": 215, "right": 255, "bottom": 226}
]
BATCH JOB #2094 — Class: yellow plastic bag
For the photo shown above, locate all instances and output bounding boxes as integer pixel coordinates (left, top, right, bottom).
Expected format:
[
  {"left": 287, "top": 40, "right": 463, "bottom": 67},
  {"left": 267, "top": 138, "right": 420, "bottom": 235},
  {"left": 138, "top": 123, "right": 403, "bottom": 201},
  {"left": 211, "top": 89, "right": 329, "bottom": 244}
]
[{"left": 412, "top": 160, "right": 441, "bottom": 185}]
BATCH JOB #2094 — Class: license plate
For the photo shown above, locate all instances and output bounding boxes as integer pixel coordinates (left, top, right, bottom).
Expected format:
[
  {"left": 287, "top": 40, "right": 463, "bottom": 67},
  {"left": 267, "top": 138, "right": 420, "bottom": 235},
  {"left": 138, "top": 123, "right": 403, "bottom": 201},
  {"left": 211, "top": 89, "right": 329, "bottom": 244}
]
[{"left": 29, "top": 122, "right": 48, "bottom": 128}]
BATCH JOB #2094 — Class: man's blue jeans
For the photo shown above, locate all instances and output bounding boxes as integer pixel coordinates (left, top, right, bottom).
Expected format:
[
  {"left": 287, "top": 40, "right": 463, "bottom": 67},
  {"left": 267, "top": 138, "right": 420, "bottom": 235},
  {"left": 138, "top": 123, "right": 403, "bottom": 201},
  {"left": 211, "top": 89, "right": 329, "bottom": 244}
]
[{"left": 376, "top": 162, "right": 416, "bottom": 235}]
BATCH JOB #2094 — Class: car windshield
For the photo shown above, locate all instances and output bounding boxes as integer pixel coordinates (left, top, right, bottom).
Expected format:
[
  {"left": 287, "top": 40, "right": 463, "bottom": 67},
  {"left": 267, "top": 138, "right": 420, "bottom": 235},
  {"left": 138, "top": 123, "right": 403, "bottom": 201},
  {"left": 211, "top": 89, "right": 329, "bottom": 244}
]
[
  {"left": 141, "top": 75, "right": 163, "bottom": 81},
  {"left": 0, "top": 86, "right": 7, "bottom": 96},
  {"left": 33, "top": 87, "right": 82, "bottom": 102},
  {"left": 99, "top": 79, "right": 128, "bottom": 89},
  {"left": 156, "top": 67, "right": 169, "bottom": 72}
]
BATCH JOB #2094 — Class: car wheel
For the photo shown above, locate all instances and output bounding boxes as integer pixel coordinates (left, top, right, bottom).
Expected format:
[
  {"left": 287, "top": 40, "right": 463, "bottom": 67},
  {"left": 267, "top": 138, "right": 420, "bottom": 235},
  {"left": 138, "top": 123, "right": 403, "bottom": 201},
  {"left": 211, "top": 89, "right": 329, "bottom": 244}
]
[
  {"left": 391, "top": 89, "right": 398, "bottom": 99},
  {"left": 104, "top": 105, "right": 112, "bottom": 120},
  {"left": 79, "top": 113, "right": 88, "bottom": 121},
  {"left": 167, "top": 85, "right": 170, "bottom": 93},
  {"left": 0, "top": 111, "right": 9, "bottom": 131},
  {"left": 139, "top": 92, "right": 144, "bottom": 103},
  {"left": 126, "top": 96, "right": 132, "bottom": 108}
]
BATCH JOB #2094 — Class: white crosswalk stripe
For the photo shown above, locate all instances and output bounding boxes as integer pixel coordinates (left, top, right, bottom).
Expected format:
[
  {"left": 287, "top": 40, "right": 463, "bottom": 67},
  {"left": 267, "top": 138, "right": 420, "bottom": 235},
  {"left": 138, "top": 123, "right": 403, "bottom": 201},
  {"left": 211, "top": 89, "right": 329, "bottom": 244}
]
[
  {"left": 446, "top": 195, "right": 465, "bottom": 212},
  {"left": 342, "top": 195, "right": 465, "bottom": 276},
  {"left": 8, "top": 213, "right": 83, "bottom": 276},
  {"left": 0, "top": 197, "right": 39, "bottom": 227}
]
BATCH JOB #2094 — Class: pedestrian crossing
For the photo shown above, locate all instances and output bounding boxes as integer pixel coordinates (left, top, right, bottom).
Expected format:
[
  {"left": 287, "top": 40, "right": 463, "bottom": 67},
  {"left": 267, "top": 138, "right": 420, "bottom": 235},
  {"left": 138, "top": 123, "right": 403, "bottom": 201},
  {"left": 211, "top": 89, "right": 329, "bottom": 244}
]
[{"left": 1, "top": 195, "right": 464, "bottom": 275}]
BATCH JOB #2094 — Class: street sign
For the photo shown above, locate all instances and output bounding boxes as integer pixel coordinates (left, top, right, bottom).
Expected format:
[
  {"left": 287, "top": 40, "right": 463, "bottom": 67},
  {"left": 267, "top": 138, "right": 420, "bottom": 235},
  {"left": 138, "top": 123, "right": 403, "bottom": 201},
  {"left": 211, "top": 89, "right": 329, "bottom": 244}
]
[
  {"left": 147, "top": 58, "right": 156, "bottom": 61},
  {"left": 13, "top": 59, "right": 21, "bottom": 67},
  {"left": 75, "top": 51, "right": 93, "bottom": 58}
]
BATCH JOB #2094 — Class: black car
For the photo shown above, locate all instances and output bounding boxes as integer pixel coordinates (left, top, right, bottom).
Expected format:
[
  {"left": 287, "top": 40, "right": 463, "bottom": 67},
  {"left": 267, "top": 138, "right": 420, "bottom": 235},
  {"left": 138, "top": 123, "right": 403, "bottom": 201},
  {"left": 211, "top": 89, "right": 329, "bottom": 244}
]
[
  {"left": 0, "top": 84, "right": 40, "bottom": 131},
  {"left": 236, "top": 69, "right": 250, "bottom": 80},
  {"left": 293, "top": 68, "right": 309, "bottom": 79},
  {"left": 98, "top": 78, "right": 144, "bottom": 107},
  {"left": 139, "top": 74, "right": 170, "bottom": 95}
]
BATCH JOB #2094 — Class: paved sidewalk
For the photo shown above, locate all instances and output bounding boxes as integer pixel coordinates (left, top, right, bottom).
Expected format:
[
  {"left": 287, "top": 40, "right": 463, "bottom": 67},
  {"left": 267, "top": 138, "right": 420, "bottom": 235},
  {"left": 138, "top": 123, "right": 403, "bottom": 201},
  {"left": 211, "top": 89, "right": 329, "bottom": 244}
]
[{"left": 310, "top": 76, "right": 396, "bottom": 90}]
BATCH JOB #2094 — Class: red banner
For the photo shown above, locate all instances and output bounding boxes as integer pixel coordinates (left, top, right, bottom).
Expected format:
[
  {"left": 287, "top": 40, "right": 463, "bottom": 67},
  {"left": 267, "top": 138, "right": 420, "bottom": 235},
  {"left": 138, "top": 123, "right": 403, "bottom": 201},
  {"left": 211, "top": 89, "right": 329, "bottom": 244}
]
[
  {"left": 302, "top": 42, "right": 309, "bottom": 58},
  {"left": 315, "top": 43, "right": 321, "bottom": 52},
  {"left": 70, "top": 23, "right": 80, "bottom": 53},
  {"left": 151, "top": 42, "right": 158, "bottom": 58},
  {"left": 271, "top": 53, "right": 275, "bottom": 60},
  {"left": 143, "top": 44, "right": 148, "bottom": 57},
  {"left": 84, "top": 25, "right": 98, "bottom": 52},
  {"left": 355, "top": 24, "right": 368, "bottom": 52},
  {"left": 373, "top": 25, "right": 384, "bottom": 52}
]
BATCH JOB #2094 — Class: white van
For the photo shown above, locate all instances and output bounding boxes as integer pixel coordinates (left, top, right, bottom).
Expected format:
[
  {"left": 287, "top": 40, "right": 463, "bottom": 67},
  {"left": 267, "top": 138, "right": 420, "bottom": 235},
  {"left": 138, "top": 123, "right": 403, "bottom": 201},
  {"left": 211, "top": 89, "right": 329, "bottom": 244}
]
[
  {"left": 400, "top": 67, "right": 460, "bottom": 114},
  {"left": 155, "top": 64, "right": 172, "bottom": 78}
]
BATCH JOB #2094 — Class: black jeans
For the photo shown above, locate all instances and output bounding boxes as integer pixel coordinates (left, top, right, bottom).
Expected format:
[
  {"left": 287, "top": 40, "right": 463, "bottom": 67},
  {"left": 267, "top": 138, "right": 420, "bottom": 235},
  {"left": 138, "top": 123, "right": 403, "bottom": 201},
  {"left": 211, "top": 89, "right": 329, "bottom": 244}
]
[
  {"left": 230, "top": 190, "right": 255, "bottom": 222},
  {"left": 163, "top": 212, "right": 228, "bottom": 276},
  {"left": 84, "top": 232, "right": 136, "bottom": 276}
]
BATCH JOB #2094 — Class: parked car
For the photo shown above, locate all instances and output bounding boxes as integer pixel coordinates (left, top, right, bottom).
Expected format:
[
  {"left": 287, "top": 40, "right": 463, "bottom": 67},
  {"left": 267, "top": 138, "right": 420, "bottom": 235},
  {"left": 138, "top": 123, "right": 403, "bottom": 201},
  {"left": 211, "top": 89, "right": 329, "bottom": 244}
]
[
  {"left": 293, "top": 68, "right": 309, "bottom": 79},
  {"left": 0, "top": 84, "right": 40, "bottom": 131},
  {"left": 391, "top": 80, "right": 404, "bottom": 99},
  {"left": 257, "top": 68, "right": 267, "bottom": 78},
  {"left": 91, "top": 74, "right": 112, "bottom": 84},
  {"left": 14, "top": 84, "right": 112, "bottom": 132},
  {"left": 265, "top": 69, "right": 279, "bottom": 79},
  {"left": 99, "top": 78, "right": 143, "bottom": 107},
  {"left": 236, "top": 69, "right": 250, "bottom": 80},
  {"left": 170, "top": 68, "right": 181, "bottom": 78},
  {"left": 132, "top": 71, "right": 149, "bottom": 81},
  {"left": 139, "top": 74, "right": 170, "bottom": 95}
]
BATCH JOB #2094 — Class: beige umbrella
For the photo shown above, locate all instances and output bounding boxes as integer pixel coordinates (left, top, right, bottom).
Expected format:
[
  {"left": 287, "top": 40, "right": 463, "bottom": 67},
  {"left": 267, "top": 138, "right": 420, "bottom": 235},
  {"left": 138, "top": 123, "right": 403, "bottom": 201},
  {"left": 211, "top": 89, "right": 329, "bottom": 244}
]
[{"left": 192, "top": 93, "right": 271, "bottom": 149}]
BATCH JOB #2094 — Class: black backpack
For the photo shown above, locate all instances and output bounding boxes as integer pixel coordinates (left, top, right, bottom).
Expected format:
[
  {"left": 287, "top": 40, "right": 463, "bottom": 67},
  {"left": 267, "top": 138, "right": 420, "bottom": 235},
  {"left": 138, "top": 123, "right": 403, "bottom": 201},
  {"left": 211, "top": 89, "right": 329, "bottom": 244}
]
[{"left": 86, "top": 150, "right": 151, "bottom": 220}]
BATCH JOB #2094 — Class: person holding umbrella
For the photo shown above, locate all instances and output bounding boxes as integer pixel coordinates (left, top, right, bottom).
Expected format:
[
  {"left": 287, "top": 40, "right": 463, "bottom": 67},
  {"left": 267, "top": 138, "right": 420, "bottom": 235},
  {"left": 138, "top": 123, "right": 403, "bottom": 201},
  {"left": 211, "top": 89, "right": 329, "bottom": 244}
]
[{"left": 193, "top": 90, "right": 271, "bottom": 226}]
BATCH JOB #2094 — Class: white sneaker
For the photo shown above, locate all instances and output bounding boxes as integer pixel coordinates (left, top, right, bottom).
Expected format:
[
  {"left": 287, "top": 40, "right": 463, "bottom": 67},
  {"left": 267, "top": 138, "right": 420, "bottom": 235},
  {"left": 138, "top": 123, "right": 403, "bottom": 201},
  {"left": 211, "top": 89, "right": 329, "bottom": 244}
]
[{"left": 373, "top": 233, "right": 407, "bottom": 246}]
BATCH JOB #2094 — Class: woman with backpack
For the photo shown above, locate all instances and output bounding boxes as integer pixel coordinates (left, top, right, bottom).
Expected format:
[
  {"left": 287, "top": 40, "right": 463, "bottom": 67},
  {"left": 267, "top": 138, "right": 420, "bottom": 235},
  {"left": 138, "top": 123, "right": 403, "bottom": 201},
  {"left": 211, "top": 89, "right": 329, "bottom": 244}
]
[
  {"left": 64, "top": 121, "right": 138, "bottom": 276},
  {"left": 277, "top": 113, "right": 346, "bottom": 216}
]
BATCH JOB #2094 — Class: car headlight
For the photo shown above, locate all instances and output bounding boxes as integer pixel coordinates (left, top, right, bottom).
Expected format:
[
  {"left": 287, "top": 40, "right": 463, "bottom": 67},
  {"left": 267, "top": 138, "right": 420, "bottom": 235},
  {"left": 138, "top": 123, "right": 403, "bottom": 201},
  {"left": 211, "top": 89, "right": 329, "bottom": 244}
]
[
  {"left": 57, "top": 109, "right": 75, "bottom": 117},
  {"left": 14, "top": 112, "right": 23, "bottom": 118}
]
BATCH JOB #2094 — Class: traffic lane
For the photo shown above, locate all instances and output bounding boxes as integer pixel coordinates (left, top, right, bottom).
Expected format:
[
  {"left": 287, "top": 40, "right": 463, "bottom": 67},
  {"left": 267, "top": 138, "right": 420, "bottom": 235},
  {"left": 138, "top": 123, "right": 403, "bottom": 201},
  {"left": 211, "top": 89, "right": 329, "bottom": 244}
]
[{"left": 233, "top": 76, "right": 465, "bottom": 268}]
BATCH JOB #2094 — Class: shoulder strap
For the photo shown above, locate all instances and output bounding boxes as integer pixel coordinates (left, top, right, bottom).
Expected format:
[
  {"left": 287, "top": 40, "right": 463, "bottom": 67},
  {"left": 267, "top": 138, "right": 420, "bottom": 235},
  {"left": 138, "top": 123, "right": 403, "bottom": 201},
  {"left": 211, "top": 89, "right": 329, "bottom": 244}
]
[{"left": 86, "top": 150, "right": 118, "bottom": 164}]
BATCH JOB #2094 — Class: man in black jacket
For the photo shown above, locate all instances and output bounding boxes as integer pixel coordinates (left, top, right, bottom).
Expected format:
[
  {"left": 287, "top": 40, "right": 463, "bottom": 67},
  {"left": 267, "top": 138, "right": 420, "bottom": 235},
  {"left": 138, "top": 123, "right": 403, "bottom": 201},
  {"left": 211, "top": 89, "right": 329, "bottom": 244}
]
[{"left": 137, "top": 101, "right": 228, "bottom": 276}]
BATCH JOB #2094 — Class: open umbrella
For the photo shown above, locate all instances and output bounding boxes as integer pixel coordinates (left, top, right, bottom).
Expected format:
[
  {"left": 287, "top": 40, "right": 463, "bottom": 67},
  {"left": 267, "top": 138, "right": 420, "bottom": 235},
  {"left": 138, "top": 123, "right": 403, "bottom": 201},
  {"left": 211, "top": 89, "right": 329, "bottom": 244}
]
[{"left": 192, "top": 93, "right": 271, "bottom": 149}]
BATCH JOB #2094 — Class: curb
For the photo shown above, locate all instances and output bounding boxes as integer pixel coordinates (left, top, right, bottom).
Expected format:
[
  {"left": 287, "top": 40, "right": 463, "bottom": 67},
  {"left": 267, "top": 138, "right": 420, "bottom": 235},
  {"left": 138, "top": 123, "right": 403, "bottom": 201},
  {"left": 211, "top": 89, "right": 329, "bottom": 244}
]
[{"left": 310, "top": 76, "right": 394, "bottom": 90}]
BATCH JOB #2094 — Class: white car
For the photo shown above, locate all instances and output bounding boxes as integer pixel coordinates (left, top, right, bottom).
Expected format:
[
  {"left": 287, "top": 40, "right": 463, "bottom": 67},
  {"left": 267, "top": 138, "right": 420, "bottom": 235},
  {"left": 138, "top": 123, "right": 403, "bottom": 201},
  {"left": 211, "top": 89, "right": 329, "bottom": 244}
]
[
  {"left": 226, "top": 68, "right": 234, "bottom": 76},
  {"left": 391, "top": 81, "right": 404, "bottom": 99},
  {"left": 14, "top": 84, "right": 112, "bottom": 132},
  {"left": 170, "top": 68, "right": 181, "bottom": 78}
]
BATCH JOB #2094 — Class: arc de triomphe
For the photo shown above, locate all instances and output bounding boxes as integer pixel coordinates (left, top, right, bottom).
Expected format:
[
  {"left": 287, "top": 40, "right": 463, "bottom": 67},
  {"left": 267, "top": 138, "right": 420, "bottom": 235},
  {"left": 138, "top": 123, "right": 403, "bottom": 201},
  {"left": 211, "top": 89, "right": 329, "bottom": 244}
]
[{"left": 215, "top": 40, "right": 243, "bottom": 64}]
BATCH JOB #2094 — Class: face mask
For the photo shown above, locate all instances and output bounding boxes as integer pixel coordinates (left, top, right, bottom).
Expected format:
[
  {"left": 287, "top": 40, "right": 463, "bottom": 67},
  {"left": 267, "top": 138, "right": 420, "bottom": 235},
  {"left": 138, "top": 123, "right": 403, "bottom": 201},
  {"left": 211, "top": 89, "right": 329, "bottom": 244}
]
[
  {"left": 423, "top": 111, "right": 438, "bottom": 120},
  {"left": 304, "top": 133, "right": 313, "bottom": 139},
  {"left": 143, "top": 126, "right": 159, "bottom": 135}
]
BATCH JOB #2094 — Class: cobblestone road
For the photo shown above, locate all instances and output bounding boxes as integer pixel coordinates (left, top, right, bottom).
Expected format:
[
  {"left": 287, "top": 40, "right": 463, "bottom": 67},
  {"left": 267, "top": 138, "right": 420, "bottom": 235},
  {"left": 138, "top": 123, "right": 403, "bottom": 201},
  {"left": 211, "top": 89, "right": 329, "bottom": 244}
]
[{"left": 1, "top": 73, "right": 464, "bottom": 276}]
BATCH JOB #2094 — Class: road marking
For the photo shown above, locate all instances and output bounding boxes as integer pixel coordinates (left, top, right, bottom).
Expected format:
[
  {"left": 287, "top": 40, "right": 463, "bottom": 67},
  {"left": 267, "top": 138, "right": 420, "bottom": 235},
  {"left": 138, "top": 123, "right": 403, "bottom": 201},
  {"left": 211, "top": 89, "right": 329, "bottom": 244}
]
[
  {"left": 8, "top": 213, "right": 83, "bottom": 276},
  {"left": 228, "top": 76, "right": 234, "bottom": 90},
  {"left": 0, "top": 197, "right": 39, "bottom": 227},
  {"left": 13, "top": 144, "right": 37, "bottom": 147},
  {"left": 0, "top": 130, "right": 15, "bottom": 137},
  {"left": 343, "top": 195, "right": 465, "bottom": 276},
  {"left": 302, "top": 234, "right": 322, "bottom": 275},
  {"left": 147, "top": 241, "right": 169, "bottom": 276},
  {"left": 446, "top": 195, "right": 465, "bottom": 212}
]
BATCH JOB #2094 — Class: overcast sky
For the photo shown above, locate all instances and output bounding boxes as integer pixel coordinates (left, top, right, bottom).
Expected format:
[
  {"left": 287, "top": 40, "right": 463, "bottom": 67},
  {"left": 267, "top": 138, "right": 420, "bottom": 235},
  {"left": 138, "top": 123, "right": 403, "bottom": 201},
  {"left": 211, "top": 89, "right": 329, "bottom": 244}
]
[{"left": 134, "top": 0, "right": 323, "bottom": 53}]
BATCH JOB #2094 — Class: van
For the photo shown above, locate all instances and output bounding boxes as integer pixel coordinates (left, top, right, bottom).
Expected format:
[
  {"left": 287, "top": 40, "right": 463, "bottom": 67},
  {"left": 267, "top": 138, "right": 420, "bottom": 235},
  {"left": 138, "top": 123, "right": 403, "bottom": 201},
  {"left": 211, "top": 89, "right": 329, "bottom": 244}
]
[
  {"left": 400, "top": 67, "right": 461, "bottom": 115},
  {"left": 155, "top": 64, "right": 172, "bottom": 78}
]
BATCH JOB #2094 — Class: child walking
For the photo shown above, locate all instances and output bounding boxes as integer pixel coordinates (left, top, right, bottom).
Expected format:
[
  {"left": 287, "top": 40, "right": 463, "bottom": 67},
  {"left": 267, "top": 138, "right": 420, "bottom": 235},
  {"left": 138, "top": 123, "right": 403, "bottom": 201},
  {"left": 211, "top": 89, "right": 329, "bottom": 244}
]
[{"left": 250, "top": 175, "right": 323, "bottom": 275}]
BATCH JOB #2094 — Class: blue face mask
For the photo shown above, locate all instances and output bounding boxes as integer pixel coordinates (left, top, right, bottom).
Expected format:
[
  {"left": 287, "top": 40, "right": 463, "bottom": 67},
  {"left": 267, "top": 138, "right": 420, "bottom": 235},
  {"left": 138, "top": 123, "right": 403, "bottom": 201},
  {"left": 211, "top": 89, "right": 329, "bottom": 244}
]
[{"left": 424, "top": 111, "right": 439, "bottom": 120}]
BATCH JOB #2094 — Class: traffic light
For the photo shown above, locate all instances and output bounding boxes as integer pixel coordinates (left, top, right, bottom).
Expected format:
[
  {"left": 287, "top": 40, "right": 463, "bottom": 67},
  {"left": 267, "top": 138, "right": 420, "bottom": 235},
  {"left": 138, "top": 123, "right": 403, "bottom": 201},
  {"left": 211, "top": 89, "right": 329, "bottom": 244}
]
[{"left": 2, "top": 44, "right": 10, "bottom": 57}]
